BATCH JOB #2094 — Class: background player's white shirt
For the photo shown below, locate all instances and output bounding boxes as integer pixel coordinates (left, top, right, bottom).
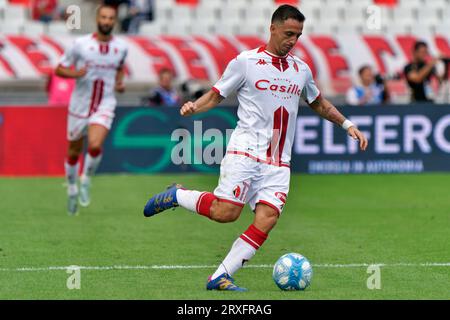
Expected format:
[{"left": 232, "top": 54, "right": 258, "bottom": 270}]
[
  {"left": 59, "top": 33, "right": 128, "bottom": 118},
  {"left": 213, "top": 46, "right": 320, "bottom": 166}
]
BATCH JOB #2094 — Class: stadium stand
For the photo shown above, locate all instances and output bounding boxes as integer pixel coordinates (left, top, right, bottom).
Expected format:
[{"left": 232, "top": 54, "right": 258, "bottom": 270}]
[
  {"left": 0, "top": 0, "right": 449, "bottom": 105},
  {"left": 2, "top": 0, "right": 447, "bottom": 35},
  {"left": 137, "top": 0, "right": 450, "bottom": 37},
  {"left": 0, "top": 0, "right": 90, "bottom": 35},
  {"left": 0, "top": 0, "right": 449, "bottom": 37}
]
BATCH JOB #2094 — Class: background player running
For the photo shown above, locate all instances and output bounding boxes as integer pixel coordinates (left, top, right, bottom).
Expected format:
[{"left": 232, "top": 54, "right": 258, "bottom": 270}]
[
  {"left": 56, "top": 5, "right": 128, "bottom": 215},
  {"left": 143, "top": 5, "right": 368, "bottom": 291}
]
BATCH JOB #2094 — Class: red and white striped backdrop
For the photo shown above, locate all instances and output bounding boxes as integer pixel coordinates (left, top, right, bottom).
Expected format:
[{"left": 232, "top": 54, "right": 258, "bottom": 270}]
[{"left": 0, "top": 33, "right": 448, "bottom": 96}]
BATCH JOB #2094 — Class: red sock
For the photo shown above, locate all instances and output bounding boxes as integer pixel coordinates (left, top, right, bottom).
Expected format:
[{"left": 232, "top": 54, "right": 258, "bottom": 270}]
[
  {"left": 195, "top": 192, "right": 217, "bottom": 218},
  {"left": 67, "top": 156, "right": 79, "bottom": 166},
  {"left": 88, "top": 148, "right": 102, "bottom": 157},
  {"left": 240, "top": 224, "right": 268, "bottom": 249}
]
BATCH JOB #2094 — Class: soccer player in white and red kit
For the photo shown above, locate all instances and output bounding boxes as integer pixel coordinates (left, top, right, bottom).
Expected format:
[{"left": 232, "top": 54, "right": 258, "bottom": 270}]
[
  {"left": 56, "top": 5, "right": 128, "bottom": 215},
  {"left": 143, "top": 5, "right": 368, "bottom": 291}
]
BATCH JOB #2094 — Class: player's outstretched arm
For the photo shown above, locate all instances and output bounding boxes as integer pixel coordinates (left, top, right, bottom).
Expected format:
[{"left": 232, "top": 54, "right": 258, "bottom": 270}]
[
  {"left": 180, "top": 89, "right": 223, "bottom": 116},
  {"left": 55, "top": 65, "right": 87, "bottom": 79},
  {"left": 309, "top": 95, "right": 368, "bottom": 151}
]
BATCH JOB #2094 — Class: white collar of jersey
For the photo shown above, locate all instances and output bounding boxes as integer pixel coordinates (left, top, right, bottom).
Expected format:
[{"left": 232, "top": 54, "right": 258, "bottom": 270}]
[
  {"left": 259, "top": 45, "right": 289, "bottom": 59},
  {"left": 265, "top": 50, "right": 288, "bottom": 59}
]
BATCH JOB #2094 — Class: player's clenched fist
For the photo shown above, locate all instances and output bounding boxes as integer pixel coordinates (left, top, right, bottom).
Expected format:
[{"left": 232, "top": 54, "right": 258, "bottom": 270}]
[{"left": 180, "top": 101, "right": 197, "bottom": 116}]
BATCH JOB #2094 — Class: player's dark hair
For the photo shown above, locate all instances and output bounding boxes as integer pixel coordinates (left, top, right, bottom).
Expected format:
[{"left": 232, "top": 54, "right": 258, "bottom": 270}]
[
  {"left": 159, "top": 68, "right": 174, "bottom": 77},
  {"left": 96, "top": 4, "right": 117, "bottom": 17},
  {"left": 358, "top": 65, "right": 371, "bottom": 76},
  {"left": 413, "top": 41, "right": 427, "bottom": 52},
  {"left": 271, "top": 4, "right": 305, "bottom": 24}
]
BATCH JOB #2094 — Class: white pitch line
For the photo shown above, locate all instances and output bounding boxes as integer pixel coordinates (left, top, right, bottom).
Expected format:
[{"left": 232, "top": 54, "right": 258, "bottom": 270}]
[{"left": 1, "top": 263, "right": 450, "bottom": 272}]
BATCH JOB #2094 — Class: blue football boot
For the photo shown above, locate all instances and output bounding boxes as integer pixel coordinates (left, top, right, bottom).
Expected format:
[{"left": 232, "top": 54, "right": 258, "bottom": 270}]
[
  {"left": 143, "top": 183, "right": 181, "bottom": 217},
  {"left": 206, "top": 273, "right": 248, "bottom": 292}
]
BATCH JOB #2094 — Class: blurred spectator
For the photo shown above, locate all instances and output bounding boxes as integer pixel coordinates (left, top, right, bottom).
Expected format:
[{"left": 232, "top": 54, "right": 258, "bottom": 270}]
[
  {"left": 31, "top": 0, "right": 58, "bottom": 23},
  {"left": 404, "top": 41, "right": 442, "bottom": 103},
  {"left": 373, "top": 0, "right": 397, "bottom": 6},
  {"left": 121, "top": 0, "right": 154, "bottom": 34},
  {"left": 176, "top": 0, "right": 199, "bottom": 4},
  {"left": 145, "top": 68, "right": 181, "bottom": 107},
  {"left": 8, "top": 0, "right": 31, "bottom": 4},
  {"left": 180, "top": 79, "right": 206, "bottom": 102},
  {"left": 346, "top": 65, "right": 388, "bottom": 106}
]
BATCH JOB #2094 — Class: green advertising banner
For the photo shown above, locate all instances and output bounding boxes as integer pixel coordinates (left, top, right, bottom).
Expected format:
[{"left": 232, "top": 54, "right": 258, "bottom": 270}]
[{"left": 100, "top": 105, "right": 450, "bottom": 174}]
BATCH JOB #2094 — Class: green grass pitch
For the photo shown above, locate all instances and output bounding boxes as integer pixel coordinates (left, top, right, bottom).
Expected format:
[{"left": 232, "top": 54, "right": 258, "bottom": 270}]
[{"left": 0, "top": 174, "right": 449, "bottom": 299}]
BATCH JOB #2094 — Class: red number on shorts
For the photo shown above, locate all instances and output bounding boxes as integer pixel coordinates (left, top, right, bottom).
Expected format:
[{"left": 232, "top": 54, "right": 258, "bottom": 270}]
[{"left": 266, "top": 106, "right": 289, "bottom": 163}]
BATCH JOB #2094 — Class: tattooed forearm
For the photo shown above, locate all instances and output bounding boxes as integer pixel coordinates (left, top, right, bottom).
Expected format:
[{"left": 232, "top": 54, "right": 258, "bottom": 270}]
[
  {"left": 320, "top": 103, "right": 346, "bottom": 125},
  {"left": 309, "top": 97, "right": 346, "bottom": 126}
]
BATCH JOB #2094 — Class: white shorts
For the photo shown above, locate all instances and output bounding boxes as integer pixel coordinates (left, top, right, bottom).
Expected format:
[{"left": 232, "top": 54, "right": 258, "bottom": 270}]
[
  {"left": 214, "top": 153, "right": 290, "bottom": 214},
  {"left": 67, "top": 110, "right": 114, "bottom": 141}
]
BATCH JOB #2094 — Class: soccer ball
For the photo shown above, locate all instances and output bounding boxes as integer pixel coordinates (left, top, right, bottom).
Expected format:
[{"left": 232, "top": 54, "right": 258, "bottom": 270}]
[{"left": 272, "top": 253, "right": 313, "bottom": 291}]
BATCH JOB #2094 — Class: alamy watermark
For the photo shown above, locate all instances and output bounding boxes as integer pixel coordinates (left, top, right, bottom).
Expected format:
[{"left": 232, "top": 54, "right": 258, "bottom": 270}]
[
  {"left": 170, "top": 121, "right": 287, "bottom": 166},
  {"left": 66, "top": 5, "right": 81, "bottom": 30},
  {"left": 366, "top": 264, "right": 381, "bottom": 290},
  {"left": 171, "top": 121, "right": 234, "bottom": 165},
  {"left": 66, "top": 265, "right": 81, "bottom": 290},
  {"left": 366, "top": 5, "right": 382, "bottom": 31}
]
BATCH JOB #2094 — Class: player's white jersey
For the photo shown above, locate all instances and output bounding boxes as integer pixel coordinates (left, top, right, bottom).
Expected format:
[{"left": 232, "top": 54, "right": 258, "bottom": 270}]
[
  {"left": 58, "top": 33, "right": 128, "bottom": 118},
  {"left": 213, "top": 46, "right": 320, "bottom": 167}
]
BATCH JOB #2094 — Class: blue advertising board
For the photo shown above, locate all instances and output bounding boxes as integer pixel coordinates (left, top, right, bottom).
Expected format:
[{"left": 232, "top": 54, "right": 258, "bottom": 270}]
[{"left": 99, "top": 104, "right": 450, "bottom": 174}]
